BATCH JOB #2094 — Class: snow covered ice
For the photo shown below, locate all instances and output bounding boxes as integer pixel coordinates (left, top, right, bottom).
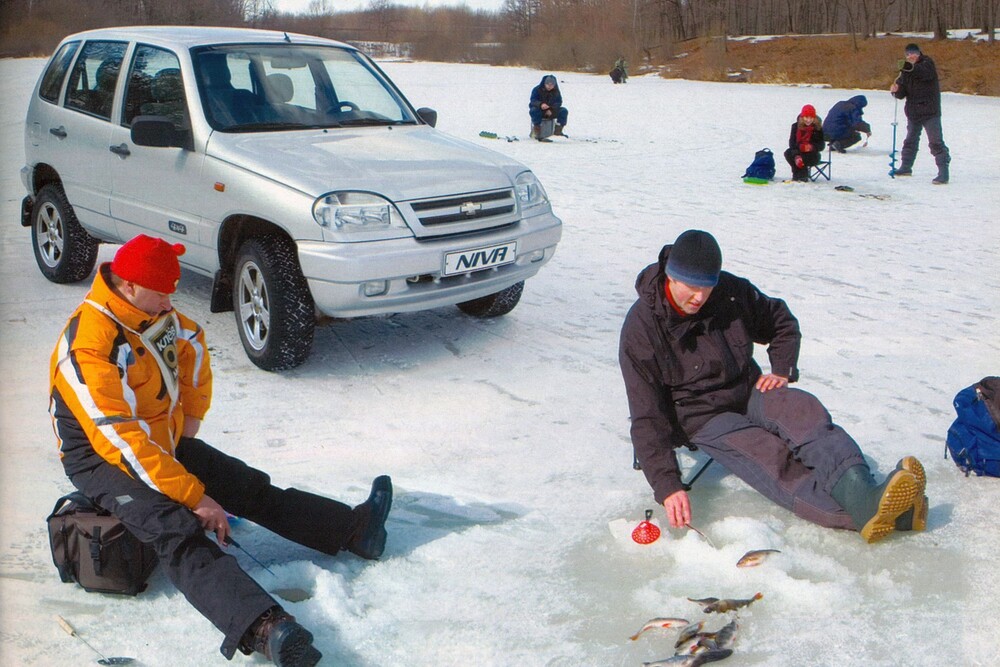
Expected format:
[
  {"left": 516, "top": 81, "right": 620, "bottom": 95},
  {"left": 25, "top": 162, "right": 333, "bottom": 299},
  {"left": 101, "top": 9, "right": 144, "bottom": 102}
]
[{"left": 1, "top": 55, "right": 998, "bottom": 666}]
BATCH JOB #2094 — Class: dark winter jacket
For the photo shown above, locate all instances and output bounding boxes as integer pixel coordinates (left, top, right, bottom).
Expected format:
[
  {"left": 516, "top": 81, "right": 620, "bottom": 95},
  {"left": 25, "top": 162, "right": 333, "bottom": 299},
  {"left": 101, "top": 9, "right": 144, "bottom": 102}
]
[
  {"left": 824, "top": 95, "right": 872, "bottom": 142},
  {"left": 893, "top": 54, "right": 942, "bottom": 121},
  {"left": 619, "top": 245, "right": 801, "bottom": 503},
  {"left": 529, "top": 74, "right": 562, "bottom": 117},
  {"left": 787, "top": 118, "right": 825, "bottom": 155}
]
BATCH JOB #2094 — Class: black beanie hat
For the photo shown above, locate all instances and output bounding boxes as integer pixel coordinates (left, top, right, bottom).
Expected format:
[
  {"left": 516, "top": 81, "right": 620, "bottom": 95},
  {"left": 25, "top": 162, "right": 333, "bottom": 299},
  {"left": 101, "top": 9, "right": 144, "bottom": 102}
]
[
  {"left": 905, "top": 43, "right": 921, "bottom": 54},
  {"left": 665, "top": 230, "right": 722, "bottom": 287}
]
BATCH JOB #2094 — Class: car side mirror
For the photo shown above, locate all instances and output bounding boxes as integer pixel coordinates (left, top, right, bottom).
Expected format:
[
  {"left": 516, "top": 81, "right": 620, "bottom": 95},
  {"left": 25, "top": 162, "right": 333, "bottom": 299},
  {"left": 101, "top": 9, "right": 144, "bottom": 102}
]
[
  {"left": 131, "top": 116, "right": 192, "bottom": 150},
  {"left": 416, "top": 107, "right": 437, "bottom": 128}
]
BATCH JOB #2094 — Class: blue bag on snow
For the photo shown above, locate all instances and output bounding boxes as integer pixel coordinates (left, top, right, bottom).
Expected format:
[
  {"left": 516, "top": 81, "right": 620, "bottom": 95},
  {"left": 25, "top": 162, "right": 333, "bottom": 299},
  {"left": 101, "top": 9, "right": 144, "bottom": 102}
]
[
  {"left": 945, "top": 377, "right": 1000, "bottom": 477},
  {"left": 742, "top": 148, "right": 776, "bottom": 181}
]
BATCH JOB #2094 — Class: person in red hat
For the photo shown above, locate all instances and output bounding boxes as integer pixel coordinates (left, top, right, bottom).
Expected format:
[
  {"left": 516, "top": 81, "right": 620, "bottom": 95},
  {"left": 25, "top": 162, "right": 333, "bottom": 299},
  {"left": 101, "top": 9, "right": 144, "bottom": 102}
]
[
  {"left": 783, "top": 104, "right": 826, "bottom": 182},
  {"left": 49, "top": 235, "right": 393, "bottom": 666}
]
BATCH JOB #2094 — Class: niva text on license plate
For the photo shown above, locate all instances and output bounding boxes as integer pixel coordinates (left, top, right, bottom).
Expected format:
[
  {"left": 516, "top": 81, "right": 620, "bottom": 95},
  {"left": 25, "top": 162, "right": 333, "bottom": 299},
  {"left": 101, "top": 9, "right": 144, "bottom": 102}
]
[{"left": 444, "top": 241, "right": 517, "bottom": 276}]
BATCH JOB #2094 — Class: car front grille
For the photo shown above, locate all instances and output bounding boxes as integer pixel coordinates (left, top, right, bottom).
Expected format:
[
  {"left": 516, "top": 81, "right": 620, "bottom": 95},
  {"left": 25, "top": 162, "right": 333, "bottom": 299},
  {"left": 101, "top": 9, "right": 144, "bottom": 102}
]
[{"left": 408, "top": 189, "right": 516, "bottom": 228}]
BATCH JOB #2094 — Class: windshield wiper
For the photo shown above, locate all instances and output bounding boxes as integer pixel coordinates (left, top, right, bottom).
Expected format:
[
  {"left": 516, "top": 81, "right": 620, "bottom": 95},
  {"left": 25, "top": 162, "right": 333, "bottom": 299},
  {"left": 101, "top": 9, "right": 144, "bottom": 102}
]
[{"left": 337, "top": 118, "right": 405, "bottom": 127}]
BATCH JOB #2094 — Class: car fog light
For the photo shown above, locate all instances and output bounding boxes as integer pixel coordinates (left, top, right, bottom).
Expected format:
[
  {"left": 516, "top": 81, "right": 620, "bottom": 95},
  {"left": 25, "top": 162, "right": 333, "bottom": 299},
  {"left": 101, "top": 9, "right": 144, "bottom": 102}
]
[
  {"left": 528, "top": 249, "right": 545, "bottom": 263},
  {"left": 363, "top": 280, "right": 389, "bottom": 297}
]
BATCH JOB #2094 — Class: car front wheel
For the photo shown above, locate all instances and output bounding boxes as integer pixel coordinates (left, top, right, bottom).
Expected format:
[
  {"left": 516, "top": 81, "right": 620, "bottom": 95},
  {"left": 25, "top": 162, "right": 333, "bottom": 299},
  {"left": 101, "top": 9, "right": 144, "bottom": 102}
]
[
  {"left": 31, "top": 184, "right": 99, "bottom": 283},
  {"left": 456, "top": 281, "right": 524, "bottom": 317},
  {"left": 233, "top": 236, "right": 315, "bottom": 371}
]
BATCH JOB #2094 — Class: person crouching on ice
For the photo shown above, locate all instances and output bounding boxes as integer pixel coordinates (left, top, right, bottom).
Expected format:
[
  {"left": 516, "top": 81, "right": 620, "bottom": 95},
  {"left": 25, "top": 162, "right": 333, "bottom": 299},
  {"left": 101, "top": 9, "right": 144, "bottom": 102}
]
[
  {"left": 618, "top": 229, "right": 927, "bottom": 543},
  {"left": 529, "top": 74, "right": 569, "bottom": 141},
  {"left": 50, "top": 235, "right": 393, "bottom": 666}
]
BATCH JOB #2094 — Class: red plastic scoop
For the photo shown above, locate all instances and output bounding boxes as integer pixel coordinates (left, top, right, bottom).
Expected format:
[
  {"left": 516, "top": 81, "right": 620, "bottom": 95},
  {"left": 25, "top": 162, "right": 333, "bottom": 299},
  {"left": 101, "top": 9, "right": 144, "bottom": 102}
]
[{"left": 631, "top": 509, "right": 661, "bottom": 544}]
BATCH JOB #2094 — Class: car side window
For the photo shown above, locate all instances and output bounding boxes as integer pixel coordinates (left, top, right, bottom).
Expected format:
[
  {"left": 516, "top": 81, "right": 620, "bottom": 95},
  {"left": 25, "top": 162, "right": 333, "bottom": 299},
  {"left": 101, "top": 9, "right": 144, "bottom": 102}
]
[
  {"left": 39, "top": 41, "right": 80, "bottom": 103},
  {"left": 64, "top": 40, "right": 127, "bottom": 120},
  {"left": 123, "top": 45, "right": 186, "bottom": 128}
]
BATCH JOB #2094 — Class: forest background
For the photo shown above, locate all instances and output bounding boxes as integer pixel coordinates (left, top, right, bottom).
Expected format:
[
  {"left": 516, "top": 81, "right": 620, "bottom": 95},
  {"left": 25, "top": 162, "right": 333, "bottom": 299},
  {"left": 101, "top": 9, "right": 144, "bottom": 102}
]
[{"left": 0, "top": 0, "right": 998, "bottom": 95}]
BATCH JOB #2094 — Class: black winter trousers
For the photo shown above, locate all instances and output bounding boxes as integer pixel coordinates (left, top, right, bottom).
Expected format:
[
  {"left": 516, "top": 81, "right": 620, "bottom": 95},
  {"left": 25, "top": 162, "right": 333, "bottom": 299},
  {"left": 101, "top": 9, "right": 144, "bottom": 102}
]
[
  {"left": 900, "top": 113, "right": 950, "bottom": 171},
  {"left": 69, "top": 437, "right": 358, "bottom": 659},
  {"left": 783, "top": 147, "right": 821, "bottom": 181},
  {"left": 690, "top": 387, "right": 865, "bottom": 530}
]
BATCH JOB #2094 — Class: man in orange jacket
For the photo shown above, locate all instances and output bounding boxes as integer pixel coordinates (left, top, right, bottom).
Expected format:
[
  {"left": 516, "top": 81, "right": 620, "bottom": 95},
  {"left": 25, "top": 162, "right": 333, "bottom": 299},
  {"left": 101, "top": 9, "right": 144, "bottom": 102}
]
[{"left": 50, "top": 235, "right": 392, "bottom": 666}]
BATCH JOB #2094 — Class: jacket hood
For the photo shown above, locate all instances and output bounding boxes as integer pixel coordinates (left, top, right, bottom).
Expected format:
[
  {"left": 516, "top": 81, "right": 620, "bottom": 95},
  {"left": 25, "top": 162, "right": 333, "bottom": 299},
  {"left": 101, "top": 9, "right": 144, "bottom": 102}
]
[
  {"left": 849, "top": 95, "right": 868, "bottom": 108},
  {"left": 540, "top": 74, "right": 557, "bottom": 87}
]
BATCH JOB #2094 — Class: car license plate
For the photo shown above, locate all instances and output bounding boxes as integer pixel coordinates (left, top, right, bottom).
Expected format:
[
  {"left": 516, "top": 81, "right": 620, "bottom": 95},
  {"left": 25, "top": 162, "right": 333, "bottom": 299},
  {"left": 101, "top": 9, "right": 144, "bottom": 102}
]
[{"left": 444, "top": 241, "right": 517, "bottom": 276}]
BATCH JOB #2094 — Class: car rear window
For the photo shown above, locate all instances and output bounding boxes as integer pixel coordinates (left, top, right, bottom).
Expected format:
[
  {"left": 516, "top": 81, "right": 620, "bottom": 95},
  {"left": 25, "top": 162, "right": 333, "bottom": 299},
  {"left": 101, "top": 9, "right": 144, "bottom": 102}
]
[{"left": 39, "top": 41, "right": 80, "bottom": 103}]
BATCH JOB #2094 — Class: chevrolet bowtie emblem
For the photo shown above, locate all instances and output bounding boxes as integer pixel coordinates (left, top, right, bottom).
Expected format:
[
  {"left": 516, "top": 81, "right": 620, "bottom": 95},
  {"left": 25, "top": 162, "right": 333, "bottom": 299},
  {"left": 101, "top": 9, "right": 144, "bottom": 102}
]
[{"left": 459, "top": 201, "right": 482, "bottom": 216}]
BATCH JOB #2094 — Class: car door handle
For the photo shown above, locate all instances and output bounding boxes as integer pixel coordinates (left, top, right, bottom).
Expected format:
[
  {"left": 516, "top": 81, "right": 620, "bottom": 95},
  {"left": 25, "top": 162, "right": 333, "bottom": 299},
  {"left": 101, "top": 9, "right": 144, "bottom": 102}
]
[
  {"left": 49, "top": 126, "right": 67, "bottom": 138},
  {"left": 109, "top": 143, "right": 131, "bottom": 158}
]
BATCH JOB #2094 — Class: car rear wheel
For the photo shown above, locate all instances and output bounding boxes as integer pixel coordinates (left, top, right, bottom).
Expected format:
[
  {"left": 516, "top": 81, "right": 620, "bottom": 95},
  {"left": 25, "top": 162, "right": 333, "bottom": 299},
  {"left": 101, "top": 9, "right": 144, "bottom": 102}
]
[
  {"left": 233, "top": 236, "right": 315, "bottom": 371},
  {"left": 31, "top": 184, "right": 99, "bottom": 283},
  {"left": 456, "top": 281, "right": 524, "bottom": 317}
]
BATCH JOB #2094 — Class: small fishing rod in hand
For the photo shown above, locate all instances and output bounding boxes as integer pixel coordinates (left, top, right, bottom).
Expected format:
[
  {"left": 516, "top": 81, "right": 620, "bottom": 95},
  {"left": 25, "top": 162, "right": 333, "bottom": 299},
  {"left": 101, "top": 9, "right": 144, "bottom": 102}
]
[{"left": 223, "top": 535, "right": 277, "bottom": 577}]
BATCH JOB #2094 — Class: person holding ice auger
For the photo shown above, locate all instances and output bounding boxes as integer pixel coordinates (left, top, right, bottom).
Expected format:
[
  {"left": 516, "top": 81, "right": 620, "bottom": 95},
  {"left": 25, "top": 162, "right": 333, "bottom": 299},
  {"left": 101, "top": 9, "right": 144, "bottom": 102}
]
[{"left": 890, "top": 43, "right": 951, "bottom": 184}]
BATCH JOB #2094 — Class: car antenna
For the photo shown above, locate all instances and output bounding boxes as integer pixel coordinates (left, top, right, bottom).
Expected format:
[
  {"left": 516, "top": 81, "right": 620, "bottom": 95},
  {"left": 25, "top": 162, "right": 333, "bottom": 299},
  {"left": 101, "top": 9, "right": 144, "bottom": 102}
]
[{"left": 284, "top": 32, "right": 291, "bottom": 42}]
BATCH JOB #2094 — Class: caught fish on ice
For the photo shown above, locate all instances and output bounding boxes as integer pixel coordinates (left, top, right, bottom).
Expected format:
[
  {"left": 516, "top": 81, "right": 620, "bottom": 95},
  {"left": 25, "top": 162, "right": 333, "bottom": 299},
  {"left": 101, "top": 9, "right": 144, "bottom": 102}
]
[
  {"left": 629, "top": 617, "right": 691, "bottom": 641},
  {"left": 673, "top": 621, "right": 705, "bottom": 648},
  {"left": 676, "top": 619, "right": 739, "bottom": 655},
  {"left": 642, "top": 648, "right": 733, "bottom": 666},
  {"left": 736, "top": 548, "right": 781, "bottom": 568},
  {"left": 687, "top": 592, "right": 763, "bottom": 613}
]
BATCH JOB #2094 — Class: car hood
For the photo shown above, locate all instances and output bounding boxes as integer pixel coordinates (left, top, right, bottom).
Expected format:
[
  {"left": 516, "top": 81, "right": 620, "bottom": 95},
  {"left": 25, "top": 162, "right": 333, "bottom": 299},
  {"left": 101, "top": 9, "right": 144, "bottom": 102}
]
[{"left": 205, "top": 125, "right": 523, "bottom": 201}]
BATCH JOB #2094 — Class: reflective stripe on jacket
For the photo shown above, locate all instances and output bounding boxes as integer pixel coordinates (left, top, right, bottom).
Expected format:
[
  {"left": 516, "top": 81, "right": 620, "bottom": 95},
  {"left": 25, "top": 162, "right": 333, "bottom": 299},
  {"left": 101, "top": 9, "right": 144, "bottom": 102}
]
[{"left": 50, "top": 264, "right": 212, "bottom": 508}]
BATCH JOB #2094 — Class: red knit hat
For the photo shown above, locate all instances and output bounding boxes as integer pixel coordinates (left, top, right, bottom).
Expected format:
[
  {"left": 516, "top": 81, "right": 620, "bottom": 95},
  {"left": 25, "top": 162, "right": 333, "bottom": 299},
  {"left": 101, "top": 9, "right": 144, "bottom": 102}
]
[
  {"left": 111, "top": 235, "right": 185, "bottom": 294},
  {"left": 800, "top": 104, "right": 817, "bottom": 118}
]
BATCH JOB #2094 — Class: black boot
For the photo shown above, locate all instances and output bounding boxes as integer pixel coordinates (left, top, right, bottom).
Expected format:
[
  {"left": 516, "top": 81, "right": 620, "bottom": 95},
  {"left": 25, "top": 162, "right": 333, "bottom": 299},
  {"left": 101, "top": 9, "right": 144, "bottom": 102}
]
[
  {"left": 932, "top": 164, "right": 949, "bottom": 184},
  {"left": 240, "top": 606, "right": 322, "bottom": 667},
  {"left": 830, "top": 465, "right": 918, "bottom": 543},
  {"left": 893, "top": 457, "right": 927, "bottom": 531},
  {"left": 347, "top": 475, "right": 393, "bottom": 559}
]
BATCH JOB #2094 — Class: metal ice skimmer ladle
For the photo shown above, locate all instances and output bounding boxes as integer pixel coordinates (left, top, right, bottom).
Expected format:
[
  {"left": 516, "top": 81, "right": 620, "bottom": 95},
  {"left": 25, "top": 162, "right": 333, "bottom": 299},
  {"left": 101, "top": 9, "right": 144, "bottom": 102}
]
[{"left": 57, "top": 616, "right": 135, "bottom": 665}]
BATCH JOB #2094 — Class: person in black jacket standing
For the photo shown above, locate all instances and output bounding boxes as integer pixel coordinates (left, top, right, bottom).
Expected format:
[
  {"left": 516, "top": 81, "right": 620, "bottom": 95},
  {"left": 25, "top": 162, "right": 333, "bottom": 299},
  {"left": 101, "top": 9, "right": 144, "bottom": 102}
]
[
  {"left": 890, "top": 43, "right": 951, "bottom": 183},
  {"left": 618, "top": 230, "right": 928, "bottom": 543}
]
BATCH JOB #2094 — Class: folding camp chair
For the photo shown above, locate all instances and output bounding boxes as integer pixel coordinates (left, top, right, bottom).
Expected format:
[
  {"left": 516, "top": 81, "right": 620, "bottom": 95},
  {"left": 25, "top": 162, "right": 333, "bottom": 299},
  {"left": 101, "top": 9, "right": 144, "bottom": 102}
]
[{"left": 810, "top": 145, "right": 833, "bottom": 181}]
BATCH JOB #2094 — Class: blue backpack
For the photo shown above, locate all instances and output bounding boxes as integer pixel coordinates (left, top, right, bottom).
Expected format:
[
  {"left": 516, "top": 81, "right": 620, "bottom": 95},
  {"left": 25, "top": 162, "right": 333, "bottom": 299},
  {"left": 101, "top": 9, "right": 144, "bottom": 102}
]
[
  {"left": 946, "top": 377, "right": 1000, "bottom": 477},
  {"left": 742, "top": 148, "right": 776, "bottom": 181}
]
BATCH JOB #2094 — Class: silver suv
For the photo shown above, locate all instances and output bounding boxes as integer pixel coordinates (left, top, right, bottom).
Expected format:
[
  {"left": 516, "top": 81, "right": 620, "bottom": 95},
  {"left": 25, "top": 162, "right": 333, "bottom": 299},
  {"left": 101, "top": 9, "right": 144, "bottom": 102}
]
[{"left": 22, "top": 26, "right": 562, "bottom": 370}]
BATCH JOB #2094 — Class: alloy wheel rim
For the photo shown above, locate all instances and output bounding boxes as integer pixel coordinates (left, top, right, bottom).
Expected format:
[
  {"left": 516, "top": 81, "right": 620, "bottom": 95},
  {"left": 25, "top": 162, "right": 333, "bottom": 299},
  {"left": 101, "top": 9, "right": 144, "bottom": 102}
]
[{"left": 237, "top": 262, "right": 270, "bottom": 351}]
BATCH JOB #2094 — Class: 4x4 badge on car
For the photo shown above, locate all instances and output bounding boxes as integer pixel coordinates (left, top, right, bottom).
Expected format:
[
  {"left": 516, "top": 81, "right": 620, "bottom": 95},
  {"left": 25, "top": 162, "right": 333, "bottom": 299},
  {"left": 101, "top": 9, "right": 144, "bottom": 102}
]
[{"left": 168, "top": 221, "right": 187, "bottom": 235}]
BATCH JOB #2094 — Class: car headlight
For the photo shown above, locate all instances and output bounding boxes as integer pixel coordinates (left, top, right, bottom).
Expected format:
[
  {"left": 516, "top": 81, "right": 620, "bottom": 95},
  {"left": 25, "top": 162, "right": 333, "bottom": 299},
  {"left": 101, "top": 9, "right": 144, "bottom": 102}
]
[
  {"left": 514, "top": 171, "right": 549, "bottom": 211},
  {"left": 313, "top": 192, "right": 407, "bottom": 232}
]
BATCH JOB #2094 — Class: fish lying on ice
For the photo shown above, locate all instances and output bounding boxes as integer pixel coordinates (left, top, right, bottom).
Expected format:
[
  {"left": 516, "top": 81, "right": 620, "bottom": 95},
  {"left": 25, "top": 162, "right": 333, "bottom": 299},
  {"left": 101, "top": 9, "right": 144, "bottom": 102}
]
[
  {"left": 675, "top": 619, "right": 738, "bottom": 655},
  {"left": 687, "top": 592, "right": 763, "bottom": 613},
  {"left": 673, "top": 621, "right": 705, "bottom": 648},
  {"left": 642, "top": 648, "right": 734, "bottom": 666},
  {"left": 736, "top": 549, "right": 781, "bottom": 568},
  {"left": 629, "top": 617, "right": 691, "bottom": 641}
]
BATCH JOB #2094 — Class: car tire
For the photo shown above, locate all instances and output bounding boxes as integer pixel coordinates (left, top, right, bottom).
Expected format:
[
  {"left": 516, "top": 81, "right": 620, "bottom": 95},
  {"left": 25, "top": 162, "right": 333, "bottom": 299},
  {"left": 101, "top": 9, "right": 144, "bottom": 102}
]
[
  {"left": 232, "top": 236, "right": 315, "bottom": 371},
  {"left": 31, "top": 183, "right": 99, "bottom": 283},
  {"left": 456, "top": 280, "right": 524, "bottom": 317}
]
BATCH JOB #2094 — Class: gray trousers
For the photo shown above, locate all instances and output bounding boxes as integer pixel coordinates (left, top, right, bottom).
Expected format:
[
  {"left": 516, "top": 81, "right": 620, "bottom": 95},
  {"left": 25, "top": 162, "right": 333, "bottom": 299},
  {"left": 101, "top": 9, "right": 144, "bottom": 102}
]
[
  {"left": 690, "top": 387, "right": 864, "bottom": 530},
  {"left": 900, "top": 114, "right": 950, "bottom": 170},
  {"left": 69, "top": 437, "right": 358, "bottom": 659}
]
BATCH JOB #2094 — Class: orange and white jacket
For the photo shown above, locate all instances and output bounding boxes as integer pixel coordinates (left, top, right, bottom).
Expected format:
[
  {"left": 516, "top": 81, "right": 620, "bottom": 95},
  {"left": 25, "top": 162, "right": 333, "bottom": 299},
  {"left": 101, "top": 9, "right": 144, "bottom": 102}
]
[{"left": 50, "top": 265, "right": 212, "bottom": 508}]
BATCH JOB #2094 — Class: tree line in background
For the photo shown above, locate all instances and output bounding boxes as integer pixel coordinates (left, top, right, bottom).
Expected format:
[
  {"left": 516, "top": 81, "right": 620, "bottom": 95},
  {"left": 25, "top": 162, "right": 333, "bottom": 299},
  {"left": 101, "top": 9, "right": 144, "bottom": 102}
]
[{"left": 1, "top": 0, "right": 995, "bottom": 70}]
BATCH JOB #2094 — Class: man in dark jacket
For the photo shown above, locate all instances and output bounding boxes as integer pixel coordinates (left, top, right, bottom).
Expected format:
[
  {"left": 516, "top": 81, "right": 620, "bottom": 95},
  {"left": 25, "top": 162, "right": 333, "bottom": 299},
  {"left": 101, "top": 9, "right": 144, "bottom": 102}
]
[
  {"left": 824, "top": 95, "right": 872, "bottom": 153},
  {"left": 529, "top": 74, "right": 569, "bottom": 141},
  {"left": 890, "top": 43, "right": 951, "bottom": 183},
  {"left": 618, "top": 230, "right": 928, "bottom": 543}
]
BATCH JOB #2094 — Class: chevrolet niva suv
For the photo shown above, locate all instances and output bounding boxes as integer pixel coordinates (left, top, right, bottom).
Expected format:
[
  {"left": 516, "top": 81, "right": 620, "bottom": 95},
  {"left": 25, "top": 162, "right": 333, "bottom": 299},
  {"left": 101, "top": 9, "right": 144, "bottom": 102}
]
[{"left": 22, "top": 27, "right": 562, "bottom": 370}]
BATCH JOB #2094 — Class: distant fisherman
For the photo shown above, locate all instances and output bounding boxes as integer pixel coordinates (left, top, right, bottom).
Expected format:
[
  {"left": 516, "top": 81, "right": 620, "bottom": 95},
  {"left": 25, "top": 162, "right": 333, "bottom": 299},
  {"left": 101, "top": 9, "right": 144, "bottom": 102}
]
[{"left": 619, "top": 230, "right": 927, "bottom": 544}]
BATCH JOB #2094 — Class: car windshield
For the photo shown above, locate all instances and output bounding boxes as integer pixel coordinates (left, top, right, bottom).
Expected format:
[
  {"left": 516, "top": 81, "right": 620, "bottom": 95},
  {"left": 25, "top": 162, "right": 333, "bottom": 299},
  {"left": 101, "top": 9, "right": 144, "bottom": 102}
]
[{"left": 192, "top": 44, "right": 418, "bottom": 132}]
